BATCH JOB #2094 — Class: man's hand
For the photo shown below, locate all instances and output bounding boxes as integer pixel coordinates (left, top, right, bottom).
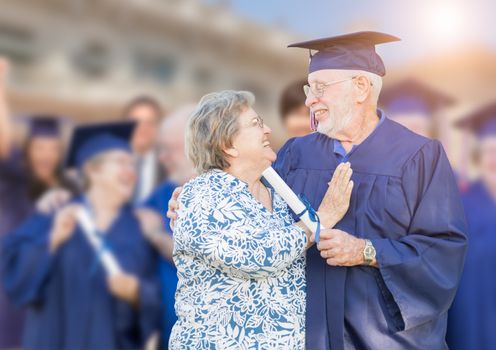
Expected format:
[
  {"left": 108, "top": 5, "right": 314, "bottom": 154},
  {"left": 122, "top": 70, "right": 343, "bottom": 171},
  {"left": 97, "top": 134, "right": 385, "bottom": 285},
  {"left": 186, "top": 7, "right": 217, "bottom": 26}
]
[
  {"left": 166, "top": 186, "right": 182, "bottom": 231},
  {"left": 107, "top": 273, "right": 139, "bottom": 305},
  {"left": 317, "top": 228, "right": 367, "bottom": 267},
  {"left": 36, "top": 189, "right": 72, "bottom": 214}
]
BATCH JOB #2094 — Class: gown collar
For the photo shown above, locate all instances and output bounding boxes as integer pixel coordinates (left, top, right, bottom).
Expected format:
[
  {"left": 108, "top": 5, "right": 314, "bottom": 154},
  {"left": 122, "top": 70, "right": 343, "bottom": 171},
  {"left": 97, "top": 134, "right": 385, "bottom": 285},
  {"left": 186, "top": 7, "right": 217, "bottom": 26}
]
[{"left": 332, "top": 109, "right": 386, "bottom": 161}]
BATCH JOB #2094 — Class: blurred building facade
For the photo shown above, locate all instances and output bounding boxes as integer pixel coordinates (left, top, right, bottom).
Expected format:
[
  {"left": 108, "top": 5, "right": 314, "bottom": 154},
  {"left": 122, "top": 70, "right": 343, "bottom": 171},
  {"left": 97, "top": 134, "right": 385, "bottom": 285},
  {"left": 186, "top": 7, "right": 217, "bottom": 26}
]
[
  {"left": 2, "top": 0, "right": 496, "bottom": 172},
  {"left": 0, "top": 0, "right": 307, "bottom": 143}
]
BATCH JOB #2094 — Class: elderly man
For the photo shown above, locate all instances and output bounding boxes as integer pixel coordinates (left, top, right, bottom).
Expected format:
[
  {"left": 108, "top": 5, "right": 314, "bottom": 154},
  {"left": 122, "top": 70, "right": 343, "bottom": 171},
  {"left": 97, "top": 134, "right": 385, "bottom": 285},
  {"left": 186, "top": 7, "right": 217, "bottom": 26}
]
[
  {"left": 276, "top": 31, "right": 467, "bottom": 349},
  {"left": 168, "top": 32, "right": 467, "bottom": 349}
]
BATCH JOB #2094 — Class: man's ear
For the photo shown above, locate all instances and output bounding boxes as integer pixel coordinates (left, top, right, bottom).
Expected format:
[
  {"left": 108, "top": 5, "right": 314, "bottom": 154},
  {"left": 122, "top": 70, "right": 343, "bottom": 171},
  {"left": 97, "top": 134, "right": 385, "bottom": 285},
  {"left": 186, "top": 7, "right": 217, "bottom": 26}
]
[{"left": 354, "top": 75, "right": 372, "bottom": 104}]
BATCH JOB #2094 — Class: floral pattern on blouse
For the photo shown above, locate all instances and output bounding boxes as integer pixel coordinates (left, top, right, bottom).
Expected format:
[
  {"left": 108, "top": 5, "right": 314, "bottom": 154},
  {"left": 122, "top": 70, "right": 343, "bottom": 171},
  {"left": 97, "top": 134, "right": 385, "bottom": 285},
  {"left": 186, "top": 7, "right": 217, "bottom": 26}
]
[{"left": 169, "top": 169, "right": 307, "bottom": 350}]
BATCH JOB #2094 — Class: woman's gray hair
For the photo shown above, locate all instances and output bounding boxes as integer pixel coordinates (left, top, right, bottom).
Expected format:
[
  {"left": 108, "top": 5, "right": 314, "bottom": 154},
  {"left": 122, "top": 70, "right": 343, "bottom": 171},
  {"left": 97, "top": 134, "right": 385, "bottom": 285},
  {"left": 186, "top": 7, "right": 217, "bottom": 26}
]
[{"left": 186, "top": 90, "right": 255, "bottom": 174}]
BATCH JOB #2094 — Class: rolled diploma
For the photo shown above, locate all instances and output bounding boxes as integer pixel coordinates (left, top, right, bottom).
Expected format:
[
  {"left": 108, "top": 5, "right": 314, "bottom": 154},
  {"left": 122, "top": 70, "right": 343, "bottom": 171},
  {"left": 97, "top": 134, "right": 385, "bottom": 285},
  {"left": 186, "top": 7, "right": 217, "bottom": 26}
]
[
  {"left": 262, "top": 167, "right": 325, "bottom": 234},
  {"left": 76, "top": 208, "right": 122, "bottom": 276}
]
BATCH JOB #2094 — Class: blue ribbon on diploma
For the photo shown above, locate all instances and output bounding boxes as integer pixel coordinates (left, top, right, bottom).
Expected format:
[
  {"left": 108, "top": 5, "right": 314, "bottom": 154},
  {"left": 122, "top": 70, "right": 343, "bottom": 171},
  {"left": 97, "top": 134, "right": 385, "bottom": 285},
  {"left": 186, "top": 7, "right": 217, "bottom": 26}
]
[{"left": 296, "top": 194, "right": 321, "bottom": 243}]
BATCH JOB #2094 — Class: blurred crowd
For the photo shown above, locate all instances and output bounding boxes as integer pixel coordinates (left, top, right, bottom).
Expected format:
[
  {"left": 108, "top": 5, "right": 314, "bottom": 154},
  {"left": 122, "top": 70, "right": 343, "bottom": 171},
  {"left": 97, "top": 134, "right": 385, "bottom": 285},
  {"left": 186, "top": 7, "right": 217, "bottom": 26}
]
[
  {"left": 0, "top": 55, "right": 313, "bottom": 350},
  {"left": 0, "top": 41, "right": 495, "bottom": 350}
]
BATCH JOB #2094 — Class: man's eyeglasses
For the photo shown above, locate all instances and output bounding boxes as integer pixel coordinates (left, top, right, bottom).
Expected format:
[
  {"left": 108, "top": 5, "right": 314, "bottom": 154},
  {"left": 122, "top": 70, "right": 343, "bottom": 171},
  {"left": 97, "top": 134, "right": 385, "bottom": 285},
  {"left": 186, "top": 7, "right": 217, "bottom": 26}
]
[{"left": 303, "top": 76, "right": 360, "bottom": 98}]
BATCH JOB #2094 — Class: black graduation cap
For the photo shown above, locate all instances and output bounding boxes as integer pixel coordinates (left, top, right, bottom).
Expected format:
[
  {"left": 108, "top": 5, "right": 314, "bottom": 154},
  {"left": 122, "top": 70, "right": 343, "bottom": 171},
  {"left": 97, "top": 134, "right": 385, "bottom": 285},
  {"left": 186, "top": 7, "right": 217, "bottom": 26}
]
[
  {"left": 380, "top": 78, "right": 455, "bottom": 116},
  {"left": 65, "top": 121, "right": 136, "bottom": 169},
  {"left": 288, "top": 31, "right": 400, "bottom": 76},
  {"left": 456, "top": 101, "right": 496, "bottom": 138},
  {"left": 25, "top": 115, "right": 62, "bottom": 137}
]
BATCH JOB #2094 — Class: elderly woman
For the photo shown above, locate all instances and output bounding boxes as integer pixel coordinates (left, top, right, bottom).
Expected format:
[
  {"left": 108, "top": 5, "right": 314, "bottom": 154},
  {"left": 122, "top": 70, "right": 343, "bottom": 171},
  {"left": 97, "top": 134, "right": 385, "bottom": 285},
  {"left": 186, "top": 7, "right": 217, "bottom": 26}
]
[
  {"left": 2, "top": 122, "right": 161, "bottom": 350},
  {"left": 169, "top": 91, "right": 353, "bottom": 349}
]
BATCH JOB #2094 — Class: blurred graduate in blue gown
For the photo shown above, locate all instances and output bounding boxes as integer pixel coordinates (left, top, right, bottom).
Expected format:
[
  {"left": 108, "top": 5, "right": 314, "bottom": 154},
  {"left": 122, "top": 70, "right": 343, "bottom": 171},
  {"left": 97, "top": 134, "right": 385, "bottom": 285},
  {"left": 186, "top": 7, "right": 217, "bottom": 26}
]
[
  {"left": 0, "top": 59, "right": 77, "bottom": 349},
  {"left": 1, "top": 122, "right": 161, "bottom": 350},
  {"left": 0, "top": 115, "right": 79, "bottom": 349},
  {"left": 447, "top": 102, "right": 496, "bottom": 350}
]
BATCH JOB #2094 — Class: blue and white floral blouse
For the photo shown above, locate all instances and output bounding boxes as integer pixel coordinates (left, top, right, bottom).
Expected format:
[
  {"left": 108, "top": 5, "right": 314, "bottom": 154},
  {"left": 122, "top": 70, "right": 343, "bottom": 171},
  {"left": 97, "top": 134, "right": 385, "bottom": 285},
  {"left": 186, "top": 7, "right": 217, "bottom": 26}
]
[{"left": 169, "top": 169, "right": 307, "bottom": 349}]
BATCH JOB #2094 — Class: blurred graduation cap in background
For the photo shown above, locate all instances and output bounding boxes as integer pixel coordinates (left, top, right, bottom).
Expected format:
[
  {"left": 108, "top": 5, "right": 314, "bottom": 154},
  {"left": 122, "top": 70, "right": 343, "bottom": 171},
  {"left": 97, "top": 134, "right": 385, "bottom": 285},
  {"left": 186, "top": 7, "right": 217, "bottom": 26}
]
[
  {"left": 380, "top": 78, "right": 455, "bottom": 116},
  {"left": 16, "top": 114, "right": 69, "bottom": 138},
  {"left": 65, "top": 121, "right": 136, "bottom": 169},
  {"left": 456, "top": 101, "right": 496, "bottom": 139},
  {"left": 288, "top": 31, "right": 401, "bottom": 75}
]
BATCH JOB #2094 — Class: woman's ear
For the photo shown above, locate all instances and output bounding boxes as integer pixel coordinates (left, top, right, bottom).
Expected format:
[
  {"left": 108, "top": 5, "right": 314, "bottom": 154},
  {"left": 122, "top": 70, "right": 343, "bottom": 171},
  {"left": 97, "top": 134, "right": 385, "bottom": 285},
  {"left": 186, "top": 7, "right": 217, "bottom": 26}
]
[{"left": 224, "top": 146, "right": 239, "bottom": 158}]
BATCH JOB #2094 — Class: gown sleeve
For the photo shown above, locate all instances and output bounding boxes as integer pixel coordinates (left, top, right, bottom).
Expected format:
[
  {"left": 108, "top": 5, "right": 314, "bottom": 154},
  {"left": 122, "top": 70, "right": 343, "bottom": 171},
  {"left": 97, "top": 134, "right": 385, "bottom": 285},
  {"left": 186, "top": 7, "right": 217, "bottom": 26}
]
[
  {"left": 273, "top": 137, "right": 296, "bottom": 180},
  {"left": 370, "top": 139, "right": 468, "bottom": 331},
  {"left": 1, "top": 212, "right": 56, "bottom": 306},
  {"left": 0, "top": 148, "right": 24, "bottom": 179},
  {"left": 136, "top": 246, "right": 162, "bottom": 342}
]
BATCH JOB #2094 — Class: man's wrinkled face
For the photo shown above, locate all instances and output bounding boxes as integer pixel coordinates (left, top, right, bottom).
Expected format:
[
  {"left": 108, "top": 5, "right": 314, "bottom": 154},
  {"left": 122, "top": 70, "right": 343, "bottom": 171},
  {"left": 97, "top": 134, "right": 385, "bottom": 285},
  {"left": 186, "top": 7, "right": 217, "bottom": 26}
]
[{"left": 305, "top": 70, "right": 356, "bottom": 137}]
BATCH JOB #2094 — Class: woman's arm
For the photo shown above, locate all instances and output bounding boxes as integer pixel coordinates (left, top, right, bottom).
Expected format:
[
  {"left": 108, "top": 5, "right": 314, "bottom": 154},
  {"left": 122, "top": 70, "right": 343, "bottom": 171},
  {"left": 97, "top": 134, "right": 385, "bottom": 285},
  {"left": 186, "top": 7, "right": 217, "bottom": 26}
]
[
  {"left": 2, "top": 213, "right": 57, "bottom": 305},
  {"left": 0, "top": 57, "right": 12, "bottom": 160},
  {"left": 187, "top": 222, "right": 307, "bottom": 280}
]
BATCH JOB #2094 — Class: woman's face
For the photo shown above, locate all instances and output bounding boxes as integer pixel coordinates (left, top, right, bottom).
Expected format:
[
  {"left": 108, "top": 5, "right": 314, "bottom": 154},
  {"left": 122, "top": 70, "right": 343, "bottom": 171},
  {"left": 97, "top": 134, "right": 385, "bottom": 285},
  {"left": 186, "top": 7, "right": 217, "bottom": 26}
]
[
  {"left": 27, "top": 136, "right": 63, "bottom": 182},
  {"left": 87, "top": 150, "right": 137, "bottom": 201},
  {"left": 230, "top": 107, "right": 276, "bottom": 170}
]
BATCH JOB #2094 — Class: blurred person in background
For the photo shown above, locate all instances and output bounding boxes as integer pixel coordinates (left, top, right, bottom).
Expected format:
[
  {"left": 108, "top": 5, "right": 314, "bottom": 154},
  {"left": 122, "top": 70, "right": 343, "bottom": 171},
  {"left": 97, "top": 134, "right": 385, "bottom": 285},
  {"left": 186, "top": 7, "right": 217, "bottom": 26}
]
[
  {"left": 379, "top": 78, "right": 454, "bottom": 139},
  {"left": 122, "top": 95, "right": 165, "bottom": 204},
  {"left": 143, "top": 104, "right": 196, "bottom": 348},
  {"left": 21, "top": 116, "right": 78, "bottom": 202},
  {"left": 447, "top": 102, "right": 496, "bottom": 350},
  {"left": 279, "top": 78, "right": 313, "bottom": 138},
  {"left": 0, "top": 59, "right": 75, "bottom": 350},
  {"left": 2, "top": 122, "right": 161, "bottom": 350}
]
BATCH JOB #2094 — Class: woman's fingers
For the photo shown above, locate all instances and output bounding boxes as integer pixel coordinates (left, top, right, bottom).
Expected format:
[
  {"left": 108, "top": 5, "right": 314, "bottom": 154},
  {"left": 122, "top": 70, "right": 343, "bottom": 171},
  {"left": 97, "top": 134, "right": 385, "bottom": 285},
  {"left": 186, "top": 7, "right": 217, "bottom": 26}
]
[{"left": 172, "top": 186, "right": 182, "bottom": 201}]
